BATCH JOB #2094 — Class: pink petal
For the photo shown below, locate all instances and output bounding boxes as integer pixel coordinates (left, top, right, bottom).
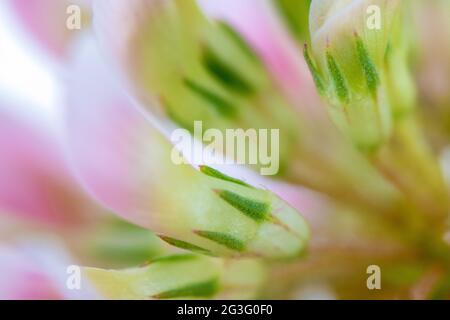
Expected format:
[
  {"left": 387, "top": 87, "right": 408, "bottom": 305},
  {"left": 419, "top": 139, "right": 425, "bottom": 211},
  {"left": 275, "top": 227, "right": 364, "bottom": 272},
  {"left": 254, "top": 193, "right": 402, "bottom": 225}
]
[
  {"left": 0, "top": 241, "right": 98, "bottom": 300},
  {"left": 7, "top": 0, "right": 90, "bottom": 59},
  {"left": 0, "top": 246, "right": 62, "bottom": 299},
  {"left": 0, "top": 102, "right": 97, "bottom": 226},
  {"left": 63, "top": 36, "right": 165, "bottom": 228}
]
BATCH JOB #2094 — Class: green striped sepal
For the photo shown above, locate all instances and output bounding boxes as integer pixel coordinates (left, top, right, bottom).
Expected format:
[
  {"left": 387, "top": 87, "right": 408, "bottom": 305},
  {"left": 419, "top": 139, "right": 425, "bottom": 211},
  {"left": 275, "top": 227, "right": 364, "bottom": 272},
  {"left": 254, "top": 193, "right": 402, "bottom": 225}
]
[
  {"left": 83, "top": 254, "right": 265, "bottom": 299},
  {"left": 100, "top": 0, "right": 301, "bottom": 174},
  {"left": 152, "top": 165, "right": 309, "bottom": 260},
  {"left": 306, "top": 0, "right": 405, "bottom": 152}
]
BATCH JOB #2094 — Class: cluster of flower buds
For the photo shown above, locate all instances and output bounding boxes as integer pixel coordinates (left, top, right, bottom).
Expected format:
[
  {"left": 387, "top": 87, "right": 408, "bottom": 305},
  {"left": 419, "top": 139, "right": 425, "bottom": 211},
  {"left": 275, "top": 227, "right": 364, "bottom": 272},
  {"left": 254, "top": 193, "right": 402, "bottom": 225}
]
[
  {"left": 94, "top": 0, "right": 303, "bottom": 174},
  {"left": 131, "top": 145, "right": 310, "bottom": 259},
  {"left": 304, "top": 0, "right": 408, "bottom": 151},
  {"left": 65, "top": 28, "right": 310, "bottom": 262},
  {"left": 2, "top": 0, "right": 450, "bottom": 300}
]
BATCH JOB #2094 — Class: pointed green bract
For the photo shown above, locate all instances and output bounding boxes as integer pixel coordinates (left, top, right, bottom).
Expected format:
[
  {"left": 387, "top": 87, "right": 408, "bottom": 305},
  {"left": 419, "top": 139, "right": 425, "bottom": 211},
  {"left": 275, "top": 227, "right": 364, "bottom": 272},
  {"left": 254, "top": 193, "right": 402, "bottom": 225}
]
[
  {"left": 83, "top": 254, "right": 266, "bottom": 299},
  {"left": 355, "top": 35, "right": 379, "bottom": 97},
  {"left": 214, "top": 190, "right": 270, "bottom": 222},
  {"left": 306, "top": 0, "right": 404, "bottom": 150},
  {"left": 326, "top": 51, "right": 349, "bottom": 104},
  {"left": 199, "top": 165, "right": 253, "bottom": 188},
  {"left": 153, "top": 278, "right": 219, "bottom": 299},
  {"left": 89, "top": 132, "right": 309, "bottom": 259},
  {"left": 149, "top": 254, "right": 197, "bottom": 264},
  {"left": 202, "top": 46, "right": 255, "bottom": 96},
  {"left": 304, "top": 44, "right": 325, "bottom": 95},
  {"left": 195, "top": 231, "right": 246, "bottom": 252},
  {"left": 159, "top": 236, "right": 213, "bottom": 256}
]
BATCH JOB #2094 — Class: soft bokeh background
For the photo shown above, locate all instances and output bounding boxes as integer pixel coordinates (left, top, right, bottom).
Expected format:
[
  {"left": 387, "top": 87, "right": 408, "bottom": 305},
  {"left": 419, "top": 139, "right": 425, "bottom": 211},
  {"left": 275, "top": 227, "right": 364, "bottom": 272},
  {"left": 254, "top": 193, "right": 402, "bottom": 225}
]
[
  {"left": 1, "top": 0, "right": 449, "bottom": 300},
  {"left": 0, "top": 1, "right": 59, "bottom": 123}
]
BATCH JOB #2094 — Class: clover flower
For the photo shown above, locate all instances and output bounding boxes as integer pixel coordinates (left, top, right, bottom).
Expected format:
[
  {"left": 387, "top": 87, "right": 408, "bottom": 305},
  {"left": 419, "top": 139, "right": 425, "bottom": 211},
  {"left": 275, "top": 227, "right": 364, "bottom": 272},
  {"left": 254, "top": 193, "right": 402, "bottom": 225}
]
[
  {"left": 63, "top": 38, "right": 309, "bottom": 259},
  {"left": 1, "top": 0, "right": 450, "bottom": 300},
  {"left": 84, "top": 254, "right": 266, "bottom": 299},
  {"left": 304, "top": 0, "right": 403, "bottom": 150}
]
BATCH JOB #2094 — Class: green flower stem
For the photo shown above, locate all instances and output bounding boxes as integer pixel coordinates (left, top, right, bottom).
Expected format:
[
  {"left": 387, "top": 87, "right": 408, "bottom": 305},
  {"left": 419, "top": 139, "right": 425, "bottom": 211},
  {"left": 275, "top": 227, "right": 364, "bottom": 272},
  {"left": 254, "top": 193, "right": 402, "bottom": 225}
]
[
  {"left": 284, "top": 119, "right": 406, "bottom": 218},
  {"left": 370, "top": 116, "right": 450, "bottom": 265},
  {"left": 372, "top": 116, "right": 449, "bottom": 224}
]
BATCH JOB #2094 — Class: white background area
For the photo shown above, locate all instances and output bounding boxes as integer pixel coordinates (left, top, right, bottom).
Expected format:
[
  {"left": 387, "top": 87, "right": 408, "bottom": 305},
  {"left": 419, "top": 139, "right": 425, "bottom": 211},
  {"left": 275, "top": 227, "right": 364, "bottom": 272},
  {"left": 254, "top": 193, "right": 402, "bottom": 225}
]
[{"left": 0, "top": 1, "right": 59, "bottom": 120}]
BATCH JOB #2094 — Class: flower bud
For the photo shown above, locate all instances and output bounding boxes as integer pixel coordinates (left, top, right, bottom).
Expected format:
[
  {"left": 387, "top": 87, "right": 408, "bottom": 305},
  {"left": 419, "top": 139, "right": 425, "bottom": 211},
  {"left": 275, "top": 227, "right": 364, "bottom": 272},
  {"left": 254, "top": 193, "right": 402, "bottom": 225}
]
[
  {"left": 83, "top": 254, "right": 266, "bottom": 299},
  {"left": 66, "top": 29, "right": 309, "bottom": 260},
  {"left": 94, "top": 0, "right": 301, "bottom": 174},
  {"left": 148, "top": 161, "right": 310, "bottom": 259},
  {"left": 306, "top": 0, "right": 403, "bottom": 151},
  {"left": 71, "top": 115, "right": 310, "bottom": 259}
]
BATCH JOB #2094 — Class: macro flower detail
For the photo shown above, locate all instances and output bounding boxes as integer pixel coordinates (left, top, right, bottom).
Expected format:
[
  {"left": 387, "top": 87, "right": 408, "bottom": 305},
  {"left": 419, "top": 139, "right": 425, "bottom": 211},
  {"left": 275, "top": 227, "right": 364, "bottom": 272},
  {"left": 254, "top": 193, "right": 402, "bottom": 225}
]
[
  {"left": 304, "top": 0, "right": 402, "bottom": 150},
  {"left": 94, "top": 0, "right": 301, "bottom": 174},
  {"left": 84, "top": 254, "right": 266, "bottom": 299},
  {"left": 63, "top": 35, "right": 309, "bottom": 260},
  {"left": 1, "top": 0, "right": 450, "bottom": 301},
  {"left": 143, "top": 162, "right": 310, "bottom": 259},
  {"left": 302, "top": 0, "right": 449, "bottom": 223}
]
